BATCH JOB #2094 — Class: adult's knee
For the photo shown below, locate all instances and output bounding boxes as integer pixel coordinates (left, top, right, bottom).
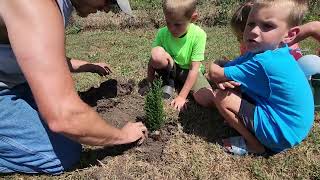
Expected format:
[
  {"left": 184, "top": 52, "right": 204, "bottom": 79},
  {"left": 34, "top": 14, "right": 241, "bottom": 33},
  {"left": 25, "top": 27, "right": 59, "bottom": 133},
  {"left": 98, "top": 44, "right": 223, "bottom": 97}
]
[{"left": 0, "top": 134, "right": 81, "bottom": 175}]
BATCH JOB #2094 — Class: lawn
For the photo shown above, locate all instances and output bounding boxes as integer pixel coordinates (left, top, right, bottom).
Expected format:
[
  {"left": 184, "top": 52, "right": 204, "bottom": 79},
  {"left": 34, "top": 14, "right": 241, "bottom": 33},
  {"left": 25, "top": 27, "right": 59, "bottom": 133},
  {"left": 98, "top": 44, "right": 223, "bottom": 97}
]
[{"left": 2, "top": 26, "right": 320, "bottom": 180}]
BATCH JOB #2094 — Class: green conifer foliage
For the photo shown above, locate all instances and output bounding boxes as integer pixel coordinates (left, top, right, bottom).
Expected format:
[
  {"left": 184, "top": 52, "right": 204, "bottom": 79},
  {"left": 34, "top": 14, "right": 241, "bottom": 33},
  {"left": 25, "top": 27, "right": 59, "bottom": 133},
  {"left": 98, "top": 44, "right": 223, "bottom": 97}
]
[{"left": 144, "top": 79, "right": 166, "bottom": 131}]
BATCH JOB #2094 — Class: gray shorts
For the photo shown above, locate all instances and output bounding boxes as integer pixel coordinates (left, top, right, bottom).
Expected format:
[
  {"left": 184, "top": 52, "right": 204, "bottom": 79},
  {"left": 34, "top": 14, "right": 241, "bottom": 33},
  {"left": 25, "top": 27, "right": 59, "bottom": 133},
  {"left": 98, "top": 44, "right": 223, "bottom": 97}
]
[{"left": 238, "top": 93, "right": 256, "bottom": 132}]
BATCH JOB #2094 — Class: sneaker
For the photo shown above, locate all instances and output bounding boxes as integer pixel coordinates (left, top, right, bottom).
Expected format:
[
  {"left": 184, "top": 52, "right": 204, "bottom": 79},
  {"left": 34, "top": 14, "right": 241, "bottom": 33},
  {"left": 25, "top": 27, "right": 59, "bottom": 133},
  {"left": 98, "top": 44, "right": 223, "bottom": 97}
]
[{"left": 162, "top": 78, "right": 174, "bottom": 100}]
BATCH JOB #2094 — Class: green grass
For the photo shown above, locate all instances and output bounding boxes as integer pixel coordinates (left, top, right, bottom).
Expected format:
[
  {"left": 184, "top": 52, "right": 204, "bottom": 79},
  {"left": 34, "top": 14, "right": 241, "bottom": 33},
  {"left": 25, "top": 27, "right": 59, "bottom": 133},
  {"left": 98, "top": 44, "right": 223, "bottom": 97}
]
[
  {"left": 128, "top": 0, "right": 319, "bottom": 24},
  {"left": 66, "top": 26, "right": 241, "bottom": 92}
]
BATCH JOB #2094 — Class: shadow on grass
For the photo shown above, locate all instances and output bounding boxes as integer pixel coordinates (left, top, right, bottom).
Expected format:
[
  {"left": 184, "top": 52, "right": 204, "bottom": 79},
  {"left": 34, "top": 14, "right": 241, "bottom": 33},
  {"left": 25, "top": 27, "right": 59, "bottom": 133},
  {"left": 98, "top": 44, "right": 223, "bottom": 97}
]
[
  {"left": 178, "top": 100, "right": 277, "bottom": 157},
  {"left": 79, "top": 79, "right": 134, "bottom": 107},
  {"left": 79, "top": 79, "right": 118, "bottom": 107},
  {"left": 178, "top": 99, "right": 238, "bottom": 143}
]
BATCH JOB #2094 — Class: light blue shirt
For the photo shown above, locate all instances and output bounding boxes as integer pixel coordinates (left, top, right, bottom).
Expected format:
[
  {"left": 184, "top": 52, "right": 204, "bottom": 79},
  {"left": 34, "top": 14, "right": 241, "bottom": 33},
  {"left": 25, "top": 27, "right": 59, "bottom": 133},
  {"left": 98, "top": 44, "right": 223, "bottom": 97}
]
[{"left": 224, "top": 46, "right": 314, "bottom": 152}]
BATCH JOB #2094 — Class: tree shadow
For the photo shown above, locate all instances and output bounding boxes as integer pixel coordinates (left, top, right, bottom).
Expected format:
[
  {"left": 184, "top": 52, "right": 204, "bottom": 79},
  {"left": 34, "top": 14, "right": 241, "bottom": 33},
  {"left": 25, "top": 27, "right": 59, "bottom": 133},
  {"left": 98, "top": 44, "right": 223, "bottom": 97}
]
[
  {"left": 178, "top": 99, "right": 238, "bottom": 144},
  {"left": 78, "top": 79, "right": 135, "bottom": 107}
]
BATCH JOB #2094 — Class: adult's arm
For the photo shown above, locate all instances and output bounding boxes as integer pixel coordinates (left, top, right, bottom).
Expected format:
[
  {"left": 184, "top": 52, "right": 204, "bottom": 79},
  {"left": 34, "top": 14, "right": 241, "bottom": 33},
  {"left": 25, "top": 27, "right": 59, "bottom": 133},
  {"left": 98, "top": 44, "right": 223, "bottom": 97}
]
[
  {"left": 0, "top": 0, "right": 146, "bottom": 146},
  {"left": 66, "top": 57, "right": 112, "bottom": 76},
  {"left": 289, "top": 21, "right": 320, "bottom": 46}
]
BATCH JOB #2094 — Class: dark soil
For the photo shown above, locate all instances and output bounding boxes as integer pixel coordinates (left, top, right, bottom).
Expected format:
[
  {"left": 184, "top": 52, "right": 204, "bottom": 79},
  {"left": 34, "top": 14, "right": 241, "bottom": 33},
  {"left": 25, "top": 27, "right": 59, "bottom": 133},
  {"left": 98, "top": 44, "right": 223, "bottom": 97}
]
[
  {"left": 78, "top": 79, "right": 177, "bottom": 167},
  {"left": 77, "top": 78, "right": 240, "bottom": 171}
]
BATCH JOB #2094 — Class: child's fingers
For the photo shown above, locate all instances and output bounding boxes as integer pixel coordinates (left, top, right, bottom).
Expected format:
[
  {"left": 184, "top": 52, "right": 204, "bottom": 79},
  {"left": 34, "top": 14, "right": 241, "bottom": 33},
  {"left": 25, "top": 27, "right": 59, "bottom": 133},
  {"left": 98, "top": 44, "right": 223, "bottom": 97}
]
[
  {"left": 217, "top": 83, "right": 226, "bottom": 90},
  {"left": 230, "top": 81, "right": 241, "bottom": 86},
  {"left": 170, "top": 99, "right": 175, "bottom": 107},
  {"left": 224, "top": 82, "right": 235, "bottom": 89}
]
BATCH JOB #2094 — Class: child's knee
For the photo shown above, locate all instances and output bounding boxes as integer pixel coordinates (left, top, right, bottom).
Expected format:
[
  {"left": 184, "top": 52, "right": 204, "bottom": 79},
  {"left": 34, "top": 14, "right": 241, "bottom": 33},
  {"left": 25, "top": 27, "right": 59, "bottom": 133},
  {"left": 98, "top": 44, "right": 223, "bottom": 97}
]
[
  {"left": 212, "top": 89, "right": 230, "bottom": 108},
  {"left": 193, "top": 87, "right": 215, "bottom": 107},
  {"left": 151, "top": 46, "right": 166, "bottom": 62}
]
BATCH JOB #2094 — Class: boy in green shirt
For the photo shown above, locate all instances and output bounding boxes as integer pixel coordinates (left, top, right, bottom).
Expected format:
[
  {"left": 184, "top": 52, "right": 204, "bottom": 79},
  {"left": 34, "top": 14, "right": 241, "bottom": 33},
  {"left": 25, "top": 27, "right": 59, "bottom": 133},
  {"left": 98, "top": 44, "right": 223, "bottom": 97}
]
[{"left": 146, "top": 0, "right": 214, "bottom": 111}]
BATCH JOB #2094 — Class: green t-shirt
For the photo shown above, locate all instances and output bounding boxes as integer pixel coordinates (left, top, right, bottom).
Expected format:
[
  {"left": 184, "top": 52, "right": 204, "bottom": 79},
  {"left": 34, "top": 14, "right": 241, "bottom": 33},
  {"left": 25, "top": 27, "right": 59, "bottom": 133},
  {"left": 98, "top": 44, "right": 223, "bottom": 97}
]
[{"left": 152, "top": 23, "right": 206, "bottom": 73}]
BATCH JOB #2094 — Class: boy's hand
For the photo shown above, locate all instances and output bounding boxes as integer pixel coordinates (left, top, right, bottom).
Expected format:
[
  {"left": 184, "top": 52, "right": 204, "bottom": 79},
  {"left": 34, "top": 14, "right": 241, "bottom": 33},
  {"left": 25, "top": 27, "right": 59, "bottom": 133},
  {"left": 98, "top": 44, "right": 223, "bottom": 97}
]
[
  {"left": 88, "top": 62, "right": 112, "bottom": 76},
  {"left": 170, "top": 96, "right": 188, "bottom": 111},
  {"left": 216, "top": 81, "right": 241, "bottom": 90}
]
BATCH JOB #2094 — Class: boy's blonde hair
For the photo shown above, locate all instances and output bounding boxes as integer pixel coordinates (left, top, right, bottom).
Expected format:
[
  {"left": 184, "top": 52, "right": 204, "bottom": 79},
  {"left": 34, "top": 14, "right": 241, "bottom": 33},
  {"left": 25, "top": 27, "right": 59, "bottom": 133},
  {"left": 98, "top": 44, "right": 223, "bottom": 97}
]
[
  {"left": 253, "top": 0, "right": 308, "bottom": 27},
  {"left": 230, "top": 1, "right": 254, "bottom": 41},
  {"left": 163, "top": 0, "right": 197, "bottom": 19}
]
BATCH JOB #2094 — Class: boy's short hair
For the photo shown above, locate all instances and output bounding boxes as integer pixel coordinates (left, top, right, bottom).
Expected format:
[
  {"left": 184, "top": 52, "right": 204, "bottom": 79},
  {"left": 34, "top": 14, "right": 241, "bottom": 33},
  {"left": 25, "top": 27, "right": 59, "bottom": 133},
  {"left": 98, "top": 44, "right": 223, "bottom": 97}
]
[
  {"left": 230, "top": 1, "right": 254, "bottom": 41},
  {"left": 163, "top": 0, "right": 197, "bottom": 19},
  {"left": 253, "top": 0, "right": 308, "bottom": 27}
]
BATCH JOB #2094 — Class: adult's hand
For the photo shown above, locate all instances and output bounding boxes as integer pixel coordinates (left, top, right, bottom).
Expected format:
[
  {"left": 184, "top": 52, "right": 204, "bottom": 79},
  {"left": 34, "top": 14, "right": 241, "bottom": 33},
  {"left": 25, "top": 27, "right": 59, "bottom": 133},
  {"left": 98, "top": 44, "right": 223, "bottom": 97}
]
[
  {"left": 120, "top": 122, "right": 148, "bottom": 145},
  {"left": 67, "top": 58, "right": 112, "bottom": 76}
]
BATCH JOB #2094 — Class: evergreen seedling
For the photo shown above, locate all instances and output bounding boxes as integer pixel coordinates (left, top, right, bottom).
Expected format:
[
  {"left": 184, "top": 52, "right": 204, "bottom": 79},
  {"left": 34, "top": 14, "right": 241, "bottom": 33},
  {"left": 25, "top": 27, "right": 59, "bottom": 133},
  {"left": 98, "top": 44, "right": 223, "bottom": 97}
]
[{"left": 144, "top": 79, "right": 166, "bottom": 131}]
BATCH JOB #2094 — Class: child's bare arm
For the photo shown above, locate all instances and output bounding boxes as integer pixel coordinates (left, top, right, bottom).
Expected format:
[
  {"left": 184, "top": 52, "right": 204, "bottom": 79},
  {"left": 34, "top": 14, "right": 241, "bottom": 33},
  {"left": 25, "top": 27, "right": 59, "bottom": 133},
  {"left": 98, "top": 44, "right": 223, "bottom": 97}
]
[
  {"left": 209, "top": 63, "right": 240, "bottom": 90},
  {"left": 179, "top": 61, "right": 200, "bottom": 99},
  {"left": 290, "top": 21, "right": 320, "bottom": 45},
  {"left": 170, "top": 61, "right": 200, "bottom": 111},
  {"left": 209, "top": 63, "right": 228, "bottom": 82}
]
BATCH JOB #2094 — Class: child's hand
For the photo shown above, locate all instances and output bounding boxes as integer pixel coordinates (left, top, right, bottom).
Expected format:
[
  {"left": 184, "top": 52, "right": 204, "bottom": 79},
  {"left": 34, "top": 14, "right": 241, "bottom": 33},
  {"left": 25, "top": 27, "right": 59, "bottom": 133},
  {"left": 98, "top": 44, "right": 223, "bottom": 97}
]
[
  {"left": 216, "top": 81, "right": 241, "bottom": 90},
  {"left": 214, "top": 58, "right": 230, "bottom": 67},
  {"left": 170, "top": 96, "right": 188, "bottom": 111},
  {"left": 88, "top": 63, "right": 112, "bottom": 76}
]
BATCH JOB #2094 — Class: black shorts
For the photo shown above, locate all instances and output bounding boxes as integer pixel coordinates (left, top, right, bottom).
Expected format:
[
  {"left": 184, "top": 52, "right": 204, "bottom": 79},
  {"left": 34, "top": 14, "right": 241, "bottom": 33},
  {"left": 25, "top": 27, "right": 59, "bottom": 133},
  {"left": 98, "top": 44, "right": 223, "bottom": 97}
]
[
  {"left": 155, "top": 63, "right": 211, "bottom": 92},
  {"left": 155, "top": 63, "right": 188, "bottom": 86},
  {"left": 238, "top": 93, "right": 256, "bottom": 132}
]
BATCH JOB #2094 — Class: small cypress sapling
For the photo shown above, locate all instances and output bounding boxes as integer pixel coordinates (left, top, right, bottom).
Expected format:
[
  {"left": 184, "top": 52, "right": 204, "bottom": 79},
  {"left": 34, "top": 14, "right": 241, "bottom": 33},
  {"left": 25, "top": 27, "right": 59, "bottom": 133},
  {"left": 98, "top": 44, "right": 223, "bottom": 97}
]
[{"left": 144, "top": 79, "right": 166, "bottom": 131}]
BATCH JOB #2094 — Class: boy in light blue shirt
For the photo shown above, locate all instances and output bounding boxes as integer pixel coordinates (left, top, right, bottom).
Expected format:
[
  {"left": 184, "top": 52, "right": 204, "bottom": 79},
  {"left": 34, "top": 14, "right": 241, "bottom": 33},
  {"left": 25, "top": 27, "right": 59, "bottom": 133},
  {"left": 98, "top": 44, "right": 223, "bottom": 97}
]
[{"left": 208, "top": 0, "right": 314, "bottom": 155}]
